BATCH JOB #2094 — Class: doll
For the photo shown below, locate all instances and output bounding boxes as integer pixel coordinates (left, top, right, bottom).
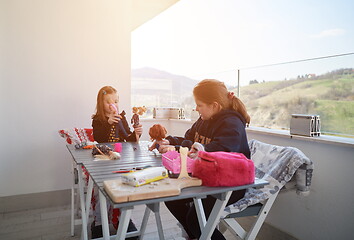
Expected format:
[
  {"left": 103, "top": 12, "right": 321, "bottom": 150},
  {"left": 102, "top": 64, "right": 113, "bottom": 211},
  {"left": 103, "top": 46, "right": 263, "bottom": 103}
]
[
  {"left": 148, "top": 124, "right": 170, "bottom": 151},
  {"left": 139, "top": 106, "right": 147, "bottom": 115},
  {"left": 92, "top": 144, "right": 120, "bottom": 160},
  {"left": 131, "top": 107, "right": 139, "bottom": 128},
  {"left": 131, "top": 106, "right": 147, "bottom": 128}
]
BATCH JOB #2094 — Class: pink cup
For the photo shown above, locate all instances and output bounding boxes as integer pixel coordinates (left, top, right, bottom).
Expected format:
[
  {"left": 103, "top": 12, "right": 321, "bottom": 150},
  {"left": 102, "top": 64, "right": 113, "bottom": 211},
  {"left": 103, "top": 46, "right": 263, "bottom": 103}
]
[{"left": 114, "top": 143, "right": 122, "bottom": 152}]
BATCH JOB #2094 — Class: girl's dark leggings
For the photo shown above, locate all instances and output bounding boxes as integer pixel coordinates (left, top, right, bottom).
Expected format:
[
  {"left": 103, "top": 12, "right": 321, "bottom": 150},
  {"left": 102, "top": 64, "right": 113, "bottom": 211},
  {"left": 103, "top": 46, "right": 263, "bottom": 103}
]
[{"left": 165, "top": 190, "right": 246, "bottom": 240}]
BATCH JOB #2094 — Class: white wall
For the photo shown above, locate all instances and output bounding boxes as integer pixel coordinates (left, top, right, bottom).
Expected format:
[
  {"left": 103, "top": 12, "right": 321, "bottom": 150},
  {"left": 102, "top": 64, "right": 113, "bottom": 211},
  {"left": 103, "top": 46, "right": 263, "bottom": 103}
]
[{"left": 0, "top": 0, "right": 132, "bottom": 197}]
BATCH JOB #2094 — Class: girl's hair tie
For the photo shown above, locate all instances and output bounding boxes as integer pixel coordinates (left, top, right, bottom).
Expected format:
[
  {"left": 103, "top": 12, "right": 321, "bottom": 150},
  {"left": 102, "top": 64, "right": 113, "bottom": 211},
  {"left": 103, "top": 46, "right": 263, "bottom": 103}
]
[
  {"left": 228, "top": 91, "right": 235, "bottom": 99},
  {"left": 102, "top": 90, "right": 107, "bottom": 95}
]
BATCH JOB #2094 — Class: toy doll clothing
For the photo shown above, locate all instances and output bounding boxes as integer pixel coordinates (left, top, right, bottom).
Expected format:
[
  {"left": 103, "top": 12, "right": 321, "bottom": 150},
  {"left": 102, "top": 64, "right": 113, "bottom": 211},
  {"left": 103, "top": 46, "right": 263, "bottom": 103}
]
[
  {"left": 92, "top": 113, "right": 137, "bottom": 143},
  {"left": 166, "top": 109, "right": 250, "bottom": 158},
  {"left": 131, "top": 113, "right": 139, "bottom": 128}
]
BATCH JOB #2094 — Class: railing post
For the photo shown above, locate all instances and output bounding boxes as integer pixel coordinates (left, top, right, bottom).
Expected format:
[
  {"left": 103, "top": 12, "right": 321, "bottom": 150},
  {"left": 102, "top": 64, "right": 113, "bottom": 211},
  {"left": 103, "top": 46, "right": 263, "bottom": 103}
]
[{"left": 237, "top": 69, "right": 240, "bottom": 97}]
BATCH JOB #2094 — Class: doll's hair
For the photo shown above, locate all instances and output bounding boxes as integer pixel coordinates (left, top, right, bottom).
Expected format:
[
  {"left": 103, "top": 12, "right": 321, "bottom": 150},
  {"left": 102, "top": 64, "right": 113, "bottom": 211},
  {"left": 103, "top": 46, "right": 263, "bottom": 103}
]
[
  {"left": 138, "top": 106, "right": 147, "bottom": 115},
  {"left": 93, "top": 86, "right": 117, "bottom": 122},
  {"left": 149, "top": 124, "right": 167, "bottom": 141},
  {"left": 132, "top": 107, "right": 139, "bottom": 113},
  {"left": 193, "top": 79, "right": 250, "bottom": 124}
]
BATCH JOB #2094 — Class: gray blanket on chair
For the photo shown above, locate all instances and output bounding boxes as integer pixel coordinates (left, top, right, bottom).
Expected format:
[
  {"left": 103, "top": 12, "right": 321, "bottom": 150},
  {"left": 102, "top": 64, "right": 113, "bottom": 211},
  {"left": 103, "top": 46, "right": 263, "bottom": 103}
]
[{"left": 223, "top": 139, "right": 313, "bottom": 216}]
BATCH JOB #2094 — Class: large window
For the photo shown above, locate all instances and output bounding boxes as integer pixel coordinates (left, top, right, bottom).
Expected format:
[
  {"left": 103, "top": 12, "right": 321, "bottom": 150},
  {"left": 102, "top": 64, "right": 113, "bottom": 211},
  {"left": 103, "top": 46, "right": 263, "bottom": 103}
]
[{"left": 132, "top": 54, "right": 354, "bottom": 137}]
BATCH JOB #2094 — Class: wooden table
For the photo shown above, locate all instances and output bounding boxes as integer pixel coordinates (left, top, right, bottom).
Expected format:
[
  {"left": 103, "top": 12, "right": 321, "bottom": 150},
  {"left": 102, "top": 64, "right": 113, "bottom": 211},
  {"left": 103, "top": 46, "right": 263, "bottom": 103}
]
[{"left": 67, "top": 141, "right": 268, "bottom": 240}]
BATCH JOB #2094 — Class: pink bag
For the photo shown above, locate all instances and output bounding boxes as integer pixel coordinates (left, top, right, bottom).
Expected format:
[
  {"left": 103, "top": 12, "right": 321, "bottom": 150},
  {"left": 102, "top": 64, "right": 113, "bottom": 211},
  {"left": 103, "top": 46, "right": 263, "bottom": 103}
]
[{"left": 192, "top": 151, "right": 255, "bottom": 187}]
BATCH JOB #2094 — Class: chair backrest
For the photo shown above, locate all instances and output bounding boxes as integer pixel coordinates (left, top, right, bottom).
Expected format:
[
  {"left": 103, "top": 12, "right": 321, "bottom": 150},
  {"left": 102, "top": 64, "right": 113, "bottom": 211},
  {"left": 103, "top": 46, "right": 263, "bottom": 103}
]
[
  {"left": 223, "top": 139, "right": 313, "bottom": 214},
  {"left": 249, "top": 139, "right": 312, "bottom": 185},
  {"left": 58, "top": 128, "right": 94, "bottom": 145}
]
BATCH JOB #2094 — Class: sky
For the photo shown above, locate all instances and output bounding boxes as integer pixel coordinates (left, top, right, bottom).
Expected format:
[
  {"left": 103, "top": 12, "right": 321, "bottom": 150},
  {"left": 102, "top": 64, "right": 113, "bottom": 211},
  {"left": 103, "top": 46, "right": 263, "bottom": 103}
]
[{"left": 131, "top": 0, "right": 354, "bottom": 86}]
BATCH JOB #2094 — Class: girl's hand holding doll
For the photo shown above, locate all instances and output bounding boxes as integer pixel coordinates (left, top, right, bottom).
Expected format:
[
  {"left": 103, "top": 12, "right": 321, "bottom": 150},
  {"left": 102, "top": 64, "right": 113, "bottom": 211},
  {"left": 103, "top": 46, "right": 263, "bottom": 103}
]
[{"left": 107, "top": 112, "right": 122, "bottom": 125}]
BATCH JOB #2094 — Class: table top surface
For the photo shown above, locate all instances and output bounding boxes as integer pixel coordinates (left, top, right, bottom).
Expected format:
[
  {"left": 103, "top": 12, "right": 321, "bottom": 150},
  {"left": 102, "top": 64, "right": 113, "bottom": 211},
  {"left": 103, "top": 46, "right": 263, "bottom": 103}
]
[
  {"left": 67, "top": 141, "right": 268, "bottom": 208},
  {"left": 67, "top": 141, "right": 160, "bottom": 164}
]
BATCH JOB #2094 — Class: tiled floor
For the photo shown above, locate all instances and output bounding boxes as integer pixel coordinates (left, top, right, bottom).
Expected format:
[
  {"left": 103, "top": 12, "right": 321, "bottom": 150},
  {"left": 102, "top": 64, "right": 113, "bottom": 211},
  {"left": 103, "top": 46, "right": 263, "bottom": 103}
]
[{"left": 0, "top": 203, "right": 239, "bottom": 240}]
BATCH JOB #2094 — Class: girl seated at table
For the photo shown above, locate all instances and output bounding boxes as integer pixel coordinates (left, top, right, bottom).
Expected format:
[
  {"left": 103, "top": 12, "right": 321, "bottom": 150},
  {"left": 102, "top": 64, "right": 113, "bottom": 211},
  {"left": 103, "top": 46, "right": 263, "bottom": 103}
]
[
  {"left": 91, "top": 86, "right": 142, "bottom": 239},
  {"left": 159, "top": 79, "right": 251, "bottom": 240},
  {"left": 92, "top": 86, "right": 142, "bottom": 142}
]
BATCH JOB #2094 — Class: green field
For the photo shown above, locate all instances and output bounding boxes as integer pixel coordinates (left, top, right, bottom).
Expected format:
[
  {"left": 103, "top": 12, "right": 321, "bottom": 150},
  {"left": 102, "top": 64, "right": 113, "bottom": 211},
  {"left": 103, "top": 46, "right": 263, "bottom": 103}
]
[{"left": 237, "top": 70, "right": 354, "bottom": 136}]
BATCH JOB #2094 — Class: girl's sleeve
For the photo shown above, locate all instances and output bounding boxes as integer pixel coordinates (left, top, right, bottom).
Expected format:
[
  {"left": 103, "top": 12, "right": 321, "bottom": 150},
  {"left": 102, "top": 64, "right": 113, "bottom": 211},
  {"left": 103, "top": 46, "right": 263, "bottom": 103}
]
[
  {"left": 165, "top": 135, "right": 185, "bottom": 145},
  {"left": 165, "top": 121, "right": 197, "bottom": 146}
]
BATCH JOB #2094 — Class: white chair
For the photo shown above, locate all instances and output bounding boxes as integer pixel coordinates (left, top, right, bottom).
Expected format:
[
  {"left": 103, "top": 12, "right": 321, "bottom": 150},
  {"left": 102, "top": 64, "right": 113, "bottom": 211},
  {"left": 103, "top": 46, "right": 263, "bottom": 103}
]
[{"left": 220, "top": 139, "right": 314, "bottom": 240}]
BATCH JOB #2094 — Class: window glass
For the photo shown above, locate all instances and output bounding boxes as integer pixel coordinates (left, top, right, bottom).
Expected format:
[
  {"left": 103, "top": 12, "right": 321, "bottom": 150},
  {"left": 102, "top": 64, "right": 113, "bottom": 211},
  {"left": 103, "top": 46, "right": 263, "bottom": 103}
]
[
  {"left": 238, "top": 55, "right": 354, "bottom": 137},
  {"left": 131, "top": 68, "right": 198, "bottom": 119}
]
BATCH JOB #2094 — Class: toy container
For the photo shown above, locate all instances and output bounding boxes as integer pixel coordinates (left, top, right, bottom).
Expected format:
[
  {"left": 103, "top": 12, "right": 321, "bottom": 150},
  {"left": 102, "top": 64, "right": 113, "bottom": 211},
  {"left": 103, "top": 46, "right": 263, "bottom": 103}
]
[{"left": 162, "top": 151, "right": 195, "bottom": 174}]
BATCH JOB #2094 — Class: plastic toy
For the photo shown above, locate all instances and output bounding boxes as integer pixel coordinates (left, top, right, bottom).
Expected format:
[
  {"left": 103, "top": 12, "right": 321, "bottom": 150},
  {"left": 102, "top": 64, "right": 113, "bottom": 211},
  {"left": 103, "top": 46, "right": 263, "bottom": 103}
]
[
  {"left": 92, "top": 144, "right": 120, "bottom": 160},
  {"left": 131, "top": 106, "right": 147, "bottom": 128},
  {"left": 148, "top": 124, "right": 169, "bottom": 151}
]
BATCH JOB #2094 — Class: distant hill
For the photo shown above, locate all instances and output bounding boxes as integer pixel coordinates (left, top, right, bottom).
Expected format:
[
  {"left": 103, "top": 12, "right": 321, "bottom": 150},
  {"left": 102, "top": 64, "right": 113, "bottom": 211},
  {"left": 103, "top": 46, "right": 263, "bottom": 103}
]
[
  {"left": 132, "top": 67, "right": 198, "bottom": 107},
  {"left": 133, "top": 67, "right": 195, "bottom": 82},
  {"left": 235, "top": 68, "right": 354, "bottom": 135}
]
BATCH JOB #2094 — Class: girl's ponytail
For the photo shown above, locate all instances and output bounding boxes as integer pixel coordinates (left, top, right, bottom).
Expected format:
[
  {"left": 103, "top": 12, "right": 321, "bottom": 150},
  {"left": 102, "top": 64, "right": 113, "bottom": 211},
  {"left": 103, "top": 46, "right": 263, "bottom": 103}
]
[{"left": 229, "top": 95, "right": 250, "bottom": 125}]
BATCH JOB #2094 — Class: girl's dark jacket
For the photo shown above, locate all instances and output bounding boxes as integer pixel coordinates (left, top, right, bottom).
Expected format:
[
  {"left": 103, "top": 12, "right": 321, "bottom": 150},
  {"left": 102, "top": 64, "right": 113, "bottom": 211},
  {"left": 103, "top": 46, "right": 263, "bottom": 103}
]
[
  {"left": 92, "top": 111, "right": 137, "bottom": 143},
  {"left": 166, "top": 109, "right": 250, "bottom": 158}
]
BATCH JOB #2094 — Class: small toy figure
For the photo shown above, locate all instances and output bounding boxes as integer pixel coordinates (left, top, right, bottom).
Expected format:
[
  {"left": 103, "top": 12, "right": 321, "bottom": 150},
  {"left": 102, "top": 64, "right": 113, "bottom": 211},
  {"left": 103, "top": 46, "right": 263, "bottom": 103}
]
[
  {"left": 148, "top": 124, "right": 170, "bottom": 151},
  {"left": 92, "top": 144, "right": 120, "bottom": 160},
  {"left": 131, "top": 107, "right": 139, "bottom": 128},
  {"left": 139, "top": 106, "right": 147, "bottom": 117},
  {"left": 131, "top": 106, "right": 147, "bottom": 128}
]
